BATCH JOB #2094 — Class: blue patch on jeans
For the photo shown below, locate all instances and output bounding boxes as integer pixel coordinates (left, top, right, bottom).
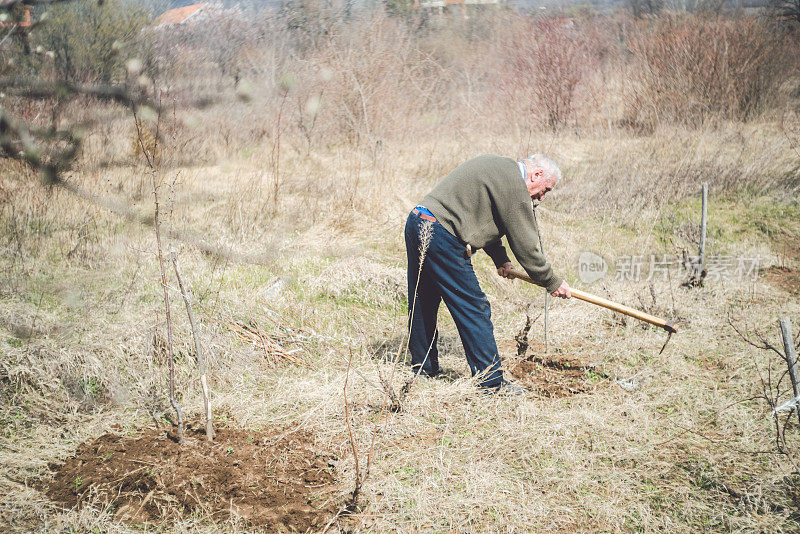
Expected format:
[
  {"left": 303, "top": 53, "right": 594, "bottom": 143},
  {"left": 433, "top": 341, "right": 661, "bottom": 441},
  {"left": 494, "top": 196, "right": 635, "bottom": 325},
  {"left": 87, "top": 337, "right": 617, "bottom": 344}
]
[{"left": 415, "top": 206, "right": 434, "bottom": 218}]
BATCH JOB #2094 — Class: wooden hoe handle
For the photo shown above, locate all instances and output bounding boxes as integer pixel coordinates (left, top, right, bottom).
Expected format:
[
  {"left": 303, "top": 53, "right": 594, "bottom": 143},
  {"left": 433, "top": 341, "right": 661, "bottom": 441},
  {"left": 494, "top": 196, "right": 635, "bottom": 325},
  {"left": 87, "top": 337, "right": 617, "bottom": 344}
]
[{"left": 507, "top": 269, "right": 677, "bottom": 334}]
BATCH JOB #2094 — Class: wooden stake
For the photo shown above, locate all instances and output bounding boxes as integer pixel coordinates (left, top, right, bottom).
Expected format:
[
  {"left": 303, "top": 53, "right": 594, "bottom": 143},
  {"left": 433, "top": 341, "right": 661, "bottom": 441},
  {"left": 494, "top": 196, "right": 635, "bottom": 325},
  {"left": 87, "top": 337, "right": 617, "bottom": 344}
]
[
  {"left": 544, "top": 292, "right": 549, "bottom": 353},
  {"left": 533, "top": 208, "right": 549, "bottom": 353},
  {"left": 699, "top": 182, "right": 708, "bottom": 270},
  {"left": 779, "top": 318, "right": 800, "bottom": 427},
  {"left": 172, "top": 248, "right": 214, "bottom": 442}
]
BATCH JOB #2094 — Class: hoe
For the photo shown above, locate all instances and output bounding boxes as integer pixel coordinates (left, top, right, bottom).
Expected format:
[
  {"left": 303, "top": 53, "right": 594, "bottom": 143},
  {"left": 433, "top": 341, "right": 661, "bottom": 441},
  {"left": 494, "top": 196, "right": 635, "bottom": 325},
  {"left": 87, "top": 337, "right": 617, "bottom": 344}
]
[{"left": 506, "top": 268, "right": 678, "bottom": 334}]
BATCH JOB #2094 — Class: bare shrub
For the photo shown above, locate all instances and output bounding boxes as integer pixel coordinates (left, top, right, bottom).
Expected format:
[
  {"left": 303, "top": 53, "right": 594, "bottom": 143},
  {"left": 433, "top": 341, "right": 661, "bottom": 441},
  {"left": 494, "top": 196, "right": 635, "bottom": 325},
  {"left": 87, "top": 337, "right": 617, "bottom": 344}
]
[
  {"left": 729, "top": 317, "right": 800, "bottom": 473},
  {"left": 315, "top": 15, "right": 441, "bottom": 148},
  {"left": 502, "top": 17, "right": 601, "bottom": 131},
  {"left": 627, "top": 0, "right": 664, "bottom": 18},
  {"left": 35, "top": 0, "right": 149, "bottom": 83},
  {"left": 625, "top": 15, "right": 793, "bottom": 127},
  {"left": 278, "top": 0, "right": 348, "bottom": 52},
  {"left": 771, "top": 0, "right": 800, "bottom": 26},
  {"left": 145, "top": 4, "right": 256, "bottom": 90}
]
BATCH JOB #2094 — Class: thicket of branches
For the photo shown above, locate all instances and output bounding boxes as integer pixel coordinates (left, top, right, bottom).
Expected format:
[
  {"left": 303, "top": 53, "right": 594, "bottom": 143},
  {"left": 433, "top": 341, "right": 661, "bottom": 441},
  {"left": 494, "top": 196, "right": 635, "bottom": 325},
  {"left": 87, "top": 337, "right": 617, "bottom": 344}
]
[
  {"left": 1, "top": 0, "right": 799, "bottom": 180},
  {"left": 125, "top": 7, "right": 796, "bottom": 159}
]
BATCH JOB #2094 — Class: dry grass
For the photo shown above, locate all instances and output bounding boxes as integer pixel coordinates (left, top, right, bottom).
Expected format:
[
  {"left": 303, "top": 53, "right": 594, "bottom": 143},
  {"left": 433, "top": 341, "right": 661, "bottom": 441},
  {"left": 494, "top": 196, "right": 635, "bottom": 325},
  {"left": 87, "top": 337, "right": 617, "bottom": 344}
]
[
  {"left": 2, "top": 8, "right": 800, "bottom": 533},
  {"left": 2, "top": 119, "right": 800, "bottom": 531}
]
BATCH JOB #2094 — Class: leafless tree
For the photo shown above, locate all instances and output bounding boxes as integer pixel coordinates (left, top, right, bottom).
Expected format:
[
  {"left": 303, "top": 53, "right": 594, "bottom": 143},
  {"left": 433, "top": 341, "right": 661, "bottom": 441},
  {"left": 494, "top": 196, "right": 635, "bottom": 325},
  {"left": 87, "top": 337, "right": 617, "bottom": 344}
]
[{"left": 151, "top": 171, "right": 185, "bottom": 445}]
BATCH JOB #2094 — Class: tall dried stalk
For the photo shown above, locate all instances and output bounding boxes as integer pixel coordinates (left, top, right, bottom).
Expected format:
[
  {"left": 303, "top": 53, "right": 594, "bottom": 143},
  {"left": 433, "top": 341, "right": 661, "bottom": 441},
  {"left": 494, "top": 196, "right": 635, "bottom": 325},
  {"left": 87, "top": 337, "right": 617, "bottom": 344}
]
[
  {"left": 391, "top": 219, "right": 433, "bottom": 388},
  {"left": 171, "top": 247, "right": 214, "bottom": 442},
  {"left": 363, "top": 219, "right": 433, "bottom": 477}
]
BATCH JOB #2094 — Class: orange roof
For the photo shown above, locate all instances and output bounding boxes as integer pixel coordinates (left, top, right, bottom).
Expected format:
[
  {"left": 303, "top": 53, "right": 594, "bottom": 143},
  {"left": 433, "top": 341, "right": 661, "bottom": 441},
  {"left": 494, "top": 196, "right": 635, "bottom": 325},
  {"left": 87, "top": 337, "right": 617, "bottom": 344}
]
[
  {"left": 154, "top": 3, "right": 206, "bottom": 26},
  {"left": 0, "top": 6, "right": 32, "bottom": 28}
]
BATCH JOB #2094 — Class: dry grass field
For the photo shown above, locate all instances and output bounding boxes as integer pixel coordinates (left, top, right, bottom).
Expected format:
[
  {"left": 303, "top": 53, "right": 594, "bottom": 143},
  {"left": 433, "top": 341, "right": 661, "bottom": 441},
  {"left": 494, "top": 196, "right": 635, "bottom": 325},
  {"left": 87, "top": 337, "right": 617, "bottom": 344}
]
[{"left": 2, "top": 4, "right": 800, "bottom": 532}]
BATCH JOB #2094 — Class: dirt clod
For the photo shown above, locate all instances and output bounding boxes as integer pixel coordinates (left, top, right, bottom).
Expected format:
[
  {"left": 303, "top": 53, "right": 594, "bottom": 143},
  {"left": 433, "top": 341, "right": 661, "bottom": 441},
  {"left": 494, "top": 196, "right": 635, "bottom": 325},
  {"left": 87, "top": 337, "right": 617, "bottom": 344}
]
[{"left": 41, "top": 423, "right": 337, "bottom": 530}]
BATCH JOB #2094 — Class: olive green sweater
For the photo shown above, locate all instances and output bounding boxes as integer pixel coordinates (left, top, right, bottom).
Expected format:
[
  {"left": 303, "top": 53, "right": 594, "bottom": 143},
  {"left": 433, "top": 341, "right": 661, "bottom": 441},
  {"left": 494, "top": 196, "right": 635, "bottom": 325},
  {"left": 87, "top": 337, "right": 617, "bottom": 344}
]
[{"left": 421, "top": 154, "right": 563, "bottom": 293}]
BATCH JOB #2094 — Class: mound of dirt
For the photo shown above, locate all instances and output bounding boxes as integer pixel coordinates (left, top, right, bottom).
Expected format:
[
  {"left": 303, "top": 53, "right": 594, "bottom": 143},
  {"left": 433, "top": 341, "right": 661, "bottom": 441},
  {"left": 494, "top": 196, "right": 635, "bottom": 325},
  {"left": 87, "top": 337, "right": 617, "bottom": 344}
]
[
  {"left": 510, "top": 336, "right": 608, "bottom": 398},
  {"left": 509, "top": 352, "right": 607, "bottom": 398},
  {"left": 41, "top": 423, "right": 337, "bottom": 530},
  {"left": 500, "top": 337, "right": 607, "bottom": 397}
]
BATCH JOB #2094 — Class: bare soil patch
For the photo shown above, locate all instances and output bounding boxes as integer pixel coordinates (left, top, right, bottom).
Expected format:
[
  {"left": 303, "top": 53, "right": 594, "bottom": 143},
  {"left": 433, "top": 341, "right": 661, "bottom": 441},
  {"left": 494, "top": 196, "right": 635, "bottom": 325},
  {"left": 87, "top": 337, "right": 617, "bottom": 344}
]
[
  {"left": 762, "top": 266, "right": 800, "bottom": 296},
  {"left": 40, "top": 423, "right": 337, "bottom": 530},
  {"left": 504, "top": 340, "right": 607, "bottom": 398},
  {"left": 510, "top": 355, "right": 607, "bottom": 397}
]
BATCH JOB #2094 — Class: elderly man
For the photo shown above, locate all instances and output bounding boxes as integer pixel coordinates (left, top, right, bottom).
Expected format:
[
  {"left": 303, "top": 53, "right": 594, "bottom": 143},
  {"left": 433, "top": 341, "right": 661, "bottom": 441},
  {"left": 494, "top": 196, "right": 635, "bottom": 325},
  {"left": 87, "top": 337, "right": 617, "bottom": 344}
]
[{"left": 405, "top": 154, "right": 571, "bottom": 393}]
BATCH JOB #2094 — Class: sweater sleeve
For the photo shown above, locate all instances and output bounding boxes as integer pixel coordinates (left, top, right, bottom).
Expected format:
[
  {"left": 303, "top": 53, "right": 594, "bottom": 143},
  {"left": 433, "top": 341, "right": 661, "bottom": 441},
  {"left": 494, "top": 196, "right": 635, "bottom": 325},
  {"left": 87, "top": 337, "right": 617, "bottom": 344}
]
[
  {"left": 483, "top": 239, "right": 511, "bottom": 268},
  {"left": 502, "top": 201, "right": 563, "bottom": 293}
]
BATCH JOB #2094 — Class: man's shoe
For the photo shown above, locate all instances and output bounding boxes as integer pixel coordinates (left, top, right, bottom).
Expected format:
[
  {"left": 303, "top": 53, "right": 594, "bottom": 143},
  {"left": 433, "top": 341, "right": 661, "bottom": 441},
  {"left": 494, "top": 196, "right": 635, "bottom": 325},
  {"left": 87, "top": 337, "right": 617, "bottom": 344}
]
[
  {"left": 411, "top": 365, "right": 442, "bottom": 379},
  {"left": 497, "top": 380, "right": 528, "bottom": 397}
]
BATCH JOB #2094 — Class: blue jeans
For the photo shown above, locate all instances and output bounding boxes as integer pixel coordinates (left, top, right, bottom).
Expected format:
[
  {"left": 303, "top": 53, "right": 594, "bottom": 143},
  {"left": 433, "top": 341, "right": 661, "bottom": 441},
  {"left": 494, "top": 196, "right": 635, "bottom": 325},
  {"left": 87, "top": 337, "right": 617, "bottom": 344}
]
[{"left": 405, "top": 211, "right": 504, "bottom": 388}]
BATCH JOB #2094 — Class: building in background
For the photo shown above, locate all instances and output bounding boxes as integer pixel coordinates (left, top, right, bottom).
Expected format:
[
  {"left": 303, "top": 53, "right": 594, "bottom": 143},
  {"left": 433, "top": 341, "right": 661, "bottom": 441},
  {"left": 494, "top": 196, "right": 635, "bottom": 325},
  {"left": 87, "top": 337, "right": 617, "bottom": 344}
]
[
  {"left": 414, "top": 0, "right": 500, "bottom": 19},
  {"left": 0, "top": 1, "right": 32, "bottom": 28},
  {"left": 154, "top": 3, "right": 211, "bottom": 27}
]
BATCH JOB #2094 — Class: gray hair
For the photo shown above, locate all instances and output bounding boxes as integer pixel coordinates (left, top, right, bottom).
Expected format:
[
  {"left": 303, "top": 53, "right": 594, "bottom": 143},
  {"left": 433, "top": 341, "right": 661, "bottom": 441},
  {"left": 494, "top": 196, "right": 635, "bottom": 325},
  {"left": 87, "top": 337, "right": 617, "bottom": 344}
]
[{"left": 523, "top": 154, "right": 562, "bottom": 185}]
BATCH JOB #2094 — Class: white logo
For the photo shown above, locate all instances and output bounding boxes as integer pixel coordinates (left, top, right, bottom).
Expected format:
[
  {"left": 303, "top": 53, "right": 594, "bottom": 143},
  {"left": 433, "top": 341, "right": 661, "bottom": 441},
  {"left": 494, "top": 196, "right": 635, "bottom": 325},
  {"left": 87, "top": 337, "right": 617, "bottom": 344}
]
[{"left": 577, "top": 251, "right": 607, "bottom": 284}]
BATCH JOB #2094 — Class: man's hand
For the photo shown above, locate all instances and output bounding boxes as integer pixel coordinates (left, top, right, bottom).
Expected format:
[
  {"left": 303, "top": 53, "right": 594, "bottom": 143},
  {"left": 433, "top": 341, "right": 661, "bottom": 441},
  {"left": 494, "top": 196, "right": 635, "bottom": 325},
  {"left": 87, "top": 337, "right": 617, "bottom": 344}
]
[
  {"left": 550, "top": 280, "right": 571, "bottom": 299},
  {"left": 497, "top": 262, "right": 515, "bottom": 279}
]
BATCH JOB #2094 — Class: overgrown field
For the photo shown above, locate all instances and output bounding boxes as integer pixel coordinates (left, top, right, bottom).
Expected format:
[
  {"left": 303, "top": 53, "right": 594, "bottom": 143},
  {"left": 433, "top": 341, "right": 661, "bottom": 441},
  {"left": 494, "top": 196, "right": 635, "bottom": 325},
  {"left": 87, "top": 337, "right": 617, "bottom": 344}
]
[{"left": 2, "top": 4, "right": 800, "bottom": 532}]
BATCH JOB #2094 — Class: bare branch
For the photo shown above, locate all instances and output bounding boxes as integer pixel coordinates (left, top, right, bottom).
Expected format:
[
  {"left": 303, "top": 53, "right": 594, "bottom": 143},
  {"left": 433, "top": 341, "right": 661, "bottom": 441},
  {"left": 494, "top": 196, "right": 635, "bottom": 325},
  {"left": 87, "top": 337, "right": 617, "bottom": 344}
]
[
  {"left": 727, "top": 316, "right": 787, "bottom": 361},
  {"left": 0, "top": 78, "right": 148, "bottom": 109}
]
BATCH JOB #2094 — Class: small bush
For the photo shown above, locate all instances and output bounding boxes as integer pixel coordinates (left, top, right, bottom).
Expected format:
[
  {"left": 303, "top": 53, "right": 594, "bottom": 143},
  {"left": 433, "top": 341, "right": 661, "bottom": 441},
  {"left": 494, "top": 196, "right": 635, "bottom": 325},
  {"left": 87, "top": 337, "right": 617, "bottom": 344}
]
[
  {"left": 36, "top": 0, "right": 149, "bottom": 83},
  {"left": 625, "top": 15, "right": 792, "bottom": 126},
  {"left": 503, "top": 17, "right": 601, "bottom": 131},
  {"left": 284, "top": 14, "right": 443, "bottom": 147}
]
